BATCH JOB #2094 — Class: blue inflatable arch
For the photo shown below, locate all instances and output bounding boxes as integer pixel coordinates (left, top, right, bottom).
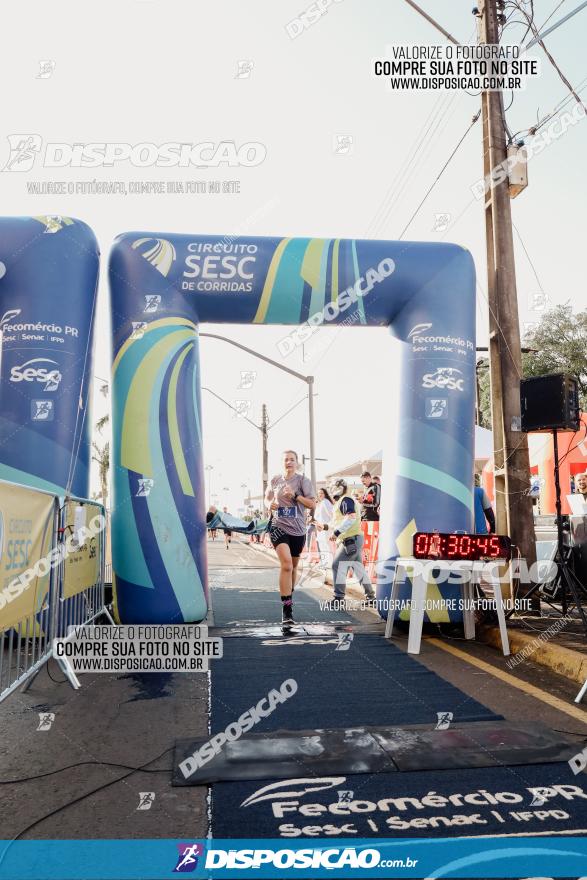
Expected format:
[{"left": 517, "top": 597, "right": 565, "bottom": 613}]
[
  {"left": 0, "top": 217, "right": 99, "bottom": 497},
  {"left": 109, "top": 233, "right": 476, "bottom": 624}
]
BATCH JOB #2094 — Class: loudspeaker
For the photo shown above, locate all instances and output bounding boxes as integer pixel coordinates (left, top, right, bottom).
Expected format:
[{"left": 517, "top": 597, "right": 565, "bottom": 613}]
[{"left": 520, "top": 373, "right": 580, "bottom": 432}]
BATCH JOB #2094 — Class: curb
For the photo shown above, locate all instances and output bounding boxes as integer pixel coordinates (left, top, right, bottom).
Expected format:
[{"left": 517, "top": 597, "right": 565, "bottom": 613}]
[{"left": 479, "top": 623, "right": 587, "bottom": 685}]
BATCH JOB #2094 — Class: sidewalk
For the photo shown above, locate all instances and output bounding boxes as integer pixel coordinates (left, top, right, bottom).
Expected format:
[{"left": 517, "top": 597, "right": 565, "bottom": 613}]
[{"left": 480, "top": 612, "right": 587, "bottom": 686}]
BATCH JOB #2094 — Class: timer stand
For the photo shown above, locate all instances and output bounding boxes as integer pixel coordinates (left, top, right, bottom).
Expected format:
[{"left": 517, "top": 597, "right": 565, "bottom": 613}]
[{"left": 385, "top": 556, "right": 510, "bottom": 656}]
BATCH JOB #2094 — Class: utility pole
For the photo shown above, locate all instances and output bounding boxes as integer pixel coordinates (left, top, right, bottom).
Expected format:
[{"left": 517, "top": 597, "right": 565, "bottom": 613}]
[
  {"left": 307, "top": 376, "right": 316, "bottom": 491},
  {"left": 478, "top": 0, "right": 537, "bottom": 600},
  {"left": 261, "top": 404, "right": 269, "bottom": 501}
]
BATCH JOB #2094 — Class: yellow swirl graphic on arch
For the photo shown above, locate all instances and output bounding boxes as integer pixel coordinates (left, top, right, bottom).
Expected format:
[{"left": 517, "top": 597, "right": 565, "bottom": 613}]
[
  {"left": 120, "top": 326, "right": 195, "bottom": 476},
  {"left": 131, "top": 237, "right": 177, "bottom": 277}
]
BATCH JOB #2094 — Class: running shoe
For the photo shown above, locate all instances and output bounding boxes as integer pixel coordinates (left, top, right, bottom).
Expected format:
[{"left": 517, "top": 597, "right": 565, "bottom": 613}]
[{"left": 281, "top": 602, "right": 295, "bottom": 626}]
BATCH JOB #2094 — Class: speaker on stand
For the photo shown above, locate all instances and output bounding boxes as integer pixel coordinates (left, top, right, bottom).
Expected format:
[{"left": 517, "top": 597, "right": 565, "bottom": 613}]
[{"left": 519, "top": 373, "right": 587, "bottom": 634}]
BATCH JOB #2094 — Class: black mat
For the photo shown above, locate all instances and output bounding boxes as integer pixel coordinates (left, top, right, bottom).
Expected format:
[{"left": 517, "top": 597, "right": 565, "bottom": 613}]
[
  {"left": 174, "top": 720, "right": 577, "bottom": 785},
  {"left": 174, "top": 727, "right": 395, "bottom": 785}
]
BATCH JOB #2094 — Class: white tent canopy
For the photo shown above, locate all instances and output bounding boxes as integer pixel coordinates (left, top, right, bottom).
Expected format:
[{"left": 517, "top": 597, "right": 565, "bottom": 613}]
[{"left": 325, "top": 426, "right": 493, "bottom": 481}]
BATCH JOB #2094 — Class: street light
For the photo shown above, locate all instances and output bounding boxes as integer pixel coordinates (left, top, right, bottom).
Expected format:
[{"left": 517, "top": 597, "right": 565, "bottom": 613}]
[
  {"left": 200, "top": 333, "right": 317, "bottom": 491},
  {"left": 202, "top": 386, "right": 268, "bottom": 498},
  {"left": 204, "top": 464, "right": 214, "bottom": 506},
  {"left": 202, "top": 387, "right": 314, "bottom": 501}
]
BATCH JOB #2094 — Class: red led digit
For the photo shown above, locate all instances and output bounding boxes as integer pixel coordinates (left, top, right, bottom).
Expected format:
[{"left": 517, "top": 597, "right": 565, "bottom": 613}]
[
  {"left": 458, "top": 535, "right": 471, "bottom": 556},
  {"left": 447, "top": 534, "right": 459, "bottom": 557},
  {"left": 415, "top": 533, "right": 429, "bottom": 557},
  {"left": 477, "top": 535, "right": 489, "bottom": 556},
  {"left": 489, "top": 536, "right": 501, "bottom": 557},
  {"left": 430, "top": 534, "right": 441, "bottom": 556}
]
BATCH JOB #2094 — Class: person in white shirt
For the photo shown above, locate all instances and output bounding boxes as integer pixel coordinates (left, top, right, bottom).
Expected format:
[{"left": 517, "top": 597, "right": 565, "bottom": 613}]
[{"left": 314, "top": 487, "right": 334, "bottom": 569}]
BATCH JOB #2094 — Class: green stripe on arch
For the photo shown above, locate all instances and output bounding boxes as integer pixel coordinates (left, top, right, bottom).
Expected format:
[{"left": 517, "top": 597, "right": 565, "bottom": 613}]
[
  {"left": 397, "top": 456, "right": 473, "bottom": 511},
  {"left": 167, "top": 343, "right": 195, "bottom": 496}
]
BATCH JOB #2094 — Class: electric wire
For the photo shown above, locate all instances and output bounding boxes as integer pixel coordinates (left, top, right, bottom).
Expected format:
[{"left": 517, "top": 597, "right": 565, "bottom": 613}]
[
  {"left": 513, "top": 0, "right": 587, "bottom": 111},
  {"left": 399, "top": 110, "right": 481, "bottom": 239},
  {"left": 0, "top": 746, "right": 174, "bottom": 851}
]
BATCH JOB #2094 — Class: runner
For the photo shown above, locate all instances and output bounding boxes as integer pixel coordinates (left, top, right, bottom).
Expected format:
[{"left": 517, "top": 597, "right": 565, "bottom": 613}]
[
  {"left": 222, "top": 506, "right": 232, "bottom": 550},
  {"left": 264, "top": 450, "right": 315, "bottom": 626},
  {"left": 206, "top": 506, "right": 218, "bottom": 541}
]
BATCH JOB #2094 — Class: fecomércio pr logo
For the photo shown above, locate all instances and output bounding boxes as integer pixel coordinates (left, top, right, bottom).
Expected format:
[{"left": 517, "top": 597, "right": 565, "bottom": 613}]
[{"left": 173, "top": 842, "right": 204, "bottom": 873}]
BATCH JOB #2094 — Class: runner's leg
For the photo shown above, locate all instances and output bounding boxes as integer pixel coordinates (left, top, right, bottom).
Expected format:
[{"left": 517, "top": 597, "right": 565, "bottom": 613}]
[
  {"left": 275, "top": 541, "right": 294, "bottom": 597},
  {"left": 275, "top": 541, "right": 295, "bottom": 624},
  {"left": 291, "top": 555, "right": 301, "bottom": 594}
]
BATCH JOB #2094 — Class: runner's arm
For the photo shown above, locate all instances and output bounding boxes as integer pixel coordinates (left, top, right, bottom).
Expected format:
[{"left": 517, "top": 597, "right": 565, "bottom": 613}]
[{"left": 294, "top": 476, "right": 316, "bottom": 512}]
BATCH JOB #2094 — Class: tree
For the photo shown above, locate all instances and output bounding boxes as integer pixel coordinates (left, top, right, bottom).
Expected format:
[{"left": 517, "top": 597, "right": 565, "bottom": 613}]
[
  {"left": 92, "top": 413, "right": 110, "bottom": 507},
  {"left": 477, "top": 304, "right": 587, "bottom": 428},
  {"left": 522, "top": 304, "right": 587, "bottom": 408}
]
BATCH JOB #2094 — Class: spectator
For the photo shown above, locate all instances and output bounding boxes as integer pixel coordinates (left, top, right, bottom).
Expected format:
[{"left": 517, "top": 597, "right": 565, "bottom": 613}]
[
  {"left": 575, "top": 472, "right": 587, "bottom": 500},
  {"left": 373, "top": 476, "right": 381, "bottom": 516},
  {"left": 474, "top": 476, "right": 495, "bottom": 534},
  {"left": 322, "top": 478, "right": 375, "bottom": 603},
  {"left": 360, "top": 471, "right": 380, "bottom": 522},
  {"left": 314, "top": 487, "right": 334, "bottom": 569}
]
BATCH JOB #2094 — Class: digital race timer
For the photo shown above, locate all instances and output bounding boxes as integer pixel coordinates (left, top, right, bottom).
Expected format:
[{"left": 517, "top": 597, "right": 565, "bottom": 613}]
[{"left": 413, "top": 532, "right": 512, "bottom": 561}]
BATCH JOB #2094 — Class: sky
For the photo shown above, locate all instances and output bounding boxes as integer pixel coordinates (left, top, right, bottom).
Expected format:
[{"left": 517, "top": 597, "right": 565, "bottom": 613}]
[{"left": 2, "top": 0, "right": 586, "bottom": 512}]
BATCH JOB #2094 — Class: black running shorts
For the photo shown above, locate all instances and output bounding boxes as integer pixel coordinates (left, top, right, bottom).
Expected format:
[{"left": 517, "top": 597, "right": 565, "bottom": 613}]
[{"left": 270, "top": 529, "right": 306, "bottom": 558}]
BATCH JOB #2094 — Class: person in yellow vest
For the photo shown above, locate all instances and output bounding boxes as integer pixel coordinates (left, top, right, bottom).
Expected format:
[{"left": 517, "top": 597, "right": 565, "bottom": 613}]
[{"left": 319, "top": 478, "right": 375, "bottom": 603}]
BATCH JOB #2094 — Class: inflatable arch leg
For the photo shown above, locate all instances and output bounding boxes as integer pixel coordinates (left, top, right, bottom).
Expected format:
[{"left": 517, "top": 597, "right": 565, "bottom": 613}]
[{"left": 0, "top": 217, "right": 99, "bottom": 497}]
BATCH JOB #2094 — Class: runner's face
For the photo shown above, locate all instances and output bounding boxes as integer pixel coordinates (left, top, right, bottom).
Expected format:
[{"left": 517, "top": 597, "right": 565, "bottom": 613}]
[{"left": 283, "top": 453, "right": 297, "bottom": 474}]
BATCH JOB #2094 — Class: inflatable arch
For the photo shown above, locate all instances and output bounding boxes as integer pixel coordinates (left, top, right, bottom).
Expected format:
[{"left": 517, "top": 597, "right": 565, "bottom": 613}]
[
  {"left": 110, "top": 233, "right": 476, "bottom": 625},
  {"left": 0, "top": 217, "right": 99, "bottom": 497}
]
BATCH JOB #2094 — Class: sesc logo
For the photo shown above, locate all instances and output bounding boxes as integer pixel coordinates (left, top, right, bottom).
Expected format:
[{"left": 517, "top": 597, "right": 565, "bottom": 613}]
[
  {"left": 10, "top": 359, "right": 62, "bottom": 391},
  {"left": 422, "top": 367, "right": 465, "bottom": 392}
]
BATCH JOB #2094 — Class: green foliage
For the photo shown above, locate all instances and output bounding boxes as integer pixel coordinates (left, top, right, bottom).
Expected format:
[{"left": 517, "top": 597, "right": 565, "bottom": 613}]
[
  {"left": 522, "top": 304, "right": 587, "bottom": 408},
  {"left": 477, "top": 305, "right": 587, "bottom": 429}
]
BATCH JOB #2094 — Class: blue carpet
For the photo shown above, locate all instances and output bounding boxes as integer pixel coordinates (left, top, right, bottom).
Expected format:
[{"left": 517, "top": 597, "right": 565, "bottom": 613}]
[
  {"left": 211, "top": 763, "right": 587, "bottom": 838},
  {"left": 211, "top": 581, "right": 351, "bottom": 629},
  {"left": 211, "top": 634, "right": 499, "bottom": 733},
  {"left": 209, "top": 582, "right": 586, "bottom": 841}
]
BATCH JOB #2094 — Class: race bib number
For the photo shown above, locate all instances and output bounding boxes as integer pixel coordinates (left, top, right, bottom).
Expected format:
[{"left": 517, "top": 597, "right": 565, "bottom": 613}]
[{"left": 278, "top": 506, "right": 297, "bottom": 518}]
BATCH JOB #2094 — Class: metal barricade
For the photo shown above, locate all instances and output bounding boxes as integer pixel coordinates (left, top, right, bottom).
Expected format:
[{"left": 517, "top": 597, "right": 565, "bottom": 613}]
[
  {"left": 0, "top": 482, "right": 111, "bottom": 703},
  {"left": 0, "top": 485, "right": 59, "bottom": 703},
  {"left": 54, "top": 497, "right": 108, "bottom": 639}
]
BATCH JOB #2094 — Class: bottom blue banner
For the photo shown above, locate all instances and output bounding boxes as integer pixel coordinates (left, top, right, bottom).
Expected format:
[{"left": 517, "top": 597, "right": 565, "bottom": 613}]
[{"left": 1, "top": 837, "right": 587, "bottom": 879}]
